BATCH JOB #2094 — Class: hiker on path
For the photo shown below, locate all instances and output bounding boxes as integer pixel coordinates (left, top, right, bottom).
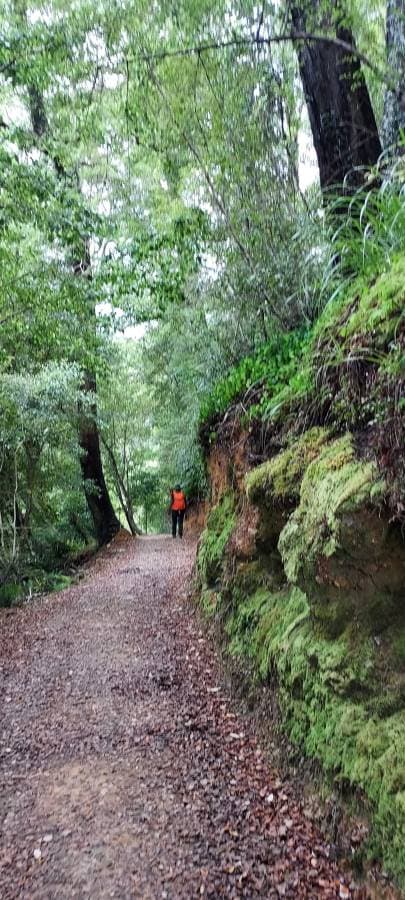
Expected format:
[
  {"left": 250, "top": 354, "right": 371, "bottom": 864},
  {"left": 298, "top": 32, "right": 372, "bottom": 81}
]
[{"left": 170, "top": 484, "right": 187, "bottom": 538}]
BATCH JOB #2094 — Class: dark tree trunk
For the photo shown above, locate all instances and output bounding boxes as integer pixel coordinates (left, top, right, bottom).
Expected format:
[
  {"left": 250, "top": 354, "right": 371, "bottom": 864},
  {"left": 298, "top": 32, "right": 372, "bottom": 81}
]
[
  {"left": 291, "top": 1, "right": 382, "bottom": 192},
  {"left": 74, "top": 242, "right": 120, "bottom": 545},
  {"left": 79, "top": 374, "right": 121, "bottom": 545},
  {"left": 381, "top": 0, "right": 405, "bottom": 151},
  {"left": 24, "top": 67, "right": 120, "bottom": 546}
]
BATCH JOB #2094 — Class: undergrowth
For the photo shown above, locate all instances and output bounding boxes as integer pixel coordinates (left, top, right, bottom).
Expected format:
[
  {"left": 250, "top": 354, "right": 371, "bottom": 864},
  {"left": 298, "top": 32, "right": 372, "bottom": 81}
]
[
  {"left": 199, "top": 328, "right": 310, "bottom": 427},
  {"left": 200, "top": 253, "right": 404, "bottom": 516},
  {"left": 320, "top": 154, "right": 405, "bottom": 306},
  {"left": 200, "top": 159, "right": 404, "bottom": 434},
  {"left": 0, "top": 569, "right": 74, "bottom": 607}
]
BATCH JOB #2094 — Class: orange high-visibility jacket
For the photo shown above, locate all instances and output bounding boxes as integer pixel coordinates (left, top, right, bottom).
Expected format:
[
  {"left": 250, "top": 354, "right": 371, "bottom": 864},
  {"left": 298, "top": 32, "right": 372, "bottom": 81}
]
[{"left": 171, "top": 490, "right": 186, "bottom": 511}]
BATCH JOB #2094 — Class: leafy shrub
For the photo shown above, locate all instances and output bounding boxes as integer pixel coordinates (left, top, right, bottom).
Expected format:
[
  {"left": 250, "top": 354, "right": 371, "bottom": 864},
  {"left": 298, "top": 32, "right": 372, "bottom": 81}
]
[
  {"left": 199, "top": 328, "right": 311, "bottom": 426},
  {"left": 200, "top": 153, "right": 405, "bottom": 435}
]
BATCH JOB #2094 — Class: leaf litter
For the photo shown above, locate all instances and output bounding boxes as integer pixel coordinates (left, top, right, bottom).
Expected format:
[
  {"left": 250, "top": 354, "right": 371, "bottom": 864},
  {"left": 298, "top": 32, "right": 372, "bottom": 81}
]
[{"left": 0, "top": 532, "right": 394, "bottom": 898}]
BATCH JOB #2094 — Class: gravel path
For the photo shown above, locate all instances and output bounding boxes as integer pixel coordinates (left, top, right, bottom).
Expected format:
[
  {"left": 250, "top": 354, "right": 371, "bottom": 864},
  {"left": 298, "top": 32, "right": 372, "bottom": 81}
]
[{"left": 0, "top": 533, "right": 365, "bottom": 898}]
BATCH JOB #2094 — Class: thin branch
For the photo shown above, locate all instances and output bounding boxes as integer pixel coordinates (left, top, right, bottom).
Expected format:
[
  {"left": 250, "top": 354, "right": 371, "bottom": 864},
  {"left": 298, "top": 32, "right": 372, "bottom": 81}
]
[
  {"left": 198, "top": 50, "right": 223, "bottom": 113},
  {"left": 135, "top": 31, "right": 384, "bottom": 80},
  {"left": 100, "top": 432, "right": 142, "bottom": 535},
  {"left": 12, "top": 449, "right": 19, "bottom": 560},
  {"left": 125, "top": 56, "right": 131, "bottom": 191}
]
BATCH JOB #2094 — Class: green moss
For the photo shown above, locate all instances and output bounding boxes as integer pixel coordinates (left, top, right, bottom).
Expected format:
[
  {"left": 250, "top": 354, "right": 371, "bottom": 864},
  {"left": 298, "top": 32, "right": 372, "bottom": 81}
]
[
  {"left": 278, "top": 434, "right": 388, "bottom": 633},
  {"left": 299, "top": 434, "right": 382, "bottom": 514},
  {"left": 339, "top": 255, "right": 405, "bottom": 343},
  {"left": 219, "top": 572, "right": 405, "bottom": 883},
  {"left": 246, "top": 427, "right": 330, "bottom": 505},
  {"left": 197, "top": 492, "right": 405, "bottom": 882},
  {"left": 313, "top": 254, "right": 405, "bottom": 348},
  {"left": 226, "top": 584, "right": 308, "bottom": 680},
  {"left": 197, "top": 491, "right": 236, "bottom": 587},
  {"left": 231, "top": 560, "right": 271, "bottom": 597}
]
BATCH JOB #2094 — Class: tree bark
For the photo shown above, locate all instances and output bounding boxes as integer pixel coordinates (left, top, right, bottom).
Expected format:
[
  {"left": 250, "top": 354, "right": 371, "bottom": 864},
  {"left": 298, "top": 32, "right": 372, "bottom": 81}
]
[
  {"left": 381, "top": 0, "right": 405, "bottom": 151},
  {"left": 290, "top": 1, "right": 382, "bottom": 192},
  {"left": 79, "top": 374, "right": 121, "bottom": 544}
]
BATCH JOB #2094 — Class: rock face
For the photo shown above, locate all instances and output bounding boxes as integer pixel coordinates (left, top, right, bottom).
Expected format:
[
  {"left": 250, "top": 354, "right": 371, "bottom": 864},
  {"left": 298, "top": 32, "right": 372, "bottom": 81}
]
[
  {"left": 277, "top": 434, "right": 403, "bottom": 636},
  {"left": 197, "top": 265, "right": 405, "bottom": 885}
]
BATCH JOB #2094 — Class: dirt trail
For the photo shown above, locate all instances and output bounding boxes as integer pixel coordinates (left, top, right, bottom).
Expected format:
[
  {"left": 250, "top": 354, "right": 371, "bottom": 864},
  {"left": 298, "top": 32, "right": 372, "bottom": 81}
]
[{"left": 0, "top": 533, "right": 366, "bottom": 898}]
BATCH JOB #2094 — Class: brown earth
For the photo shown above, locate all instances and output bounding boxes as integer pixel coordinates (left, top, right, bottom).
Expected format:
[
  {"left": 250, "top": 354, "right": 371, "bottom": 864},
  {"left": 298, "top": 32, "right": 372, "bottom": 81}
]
[{"left": 0, "top": 533, "right": 376, "bottom": 899}]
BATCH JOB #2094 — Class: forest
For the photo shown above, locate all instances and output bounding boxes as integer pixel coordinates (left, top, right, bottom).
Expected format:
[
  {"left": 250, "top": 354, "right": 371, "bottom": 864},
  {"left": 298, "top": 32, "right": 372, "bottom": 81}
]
[
  {"left": 0, "top": 0, "right": 404, "bottom": 597},
  {"left": 0, "top": 0, "right": 401, "bottom": 596},
  {"left": 0, "top": 0, "right": 405, "bottom": 891}
]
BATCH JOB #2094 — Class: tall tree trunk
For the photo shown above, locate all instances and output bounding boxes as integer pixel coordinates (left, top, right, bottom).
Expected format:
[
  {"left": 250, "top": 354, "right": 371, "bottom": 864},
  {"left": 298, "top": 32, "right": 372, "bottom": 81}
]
[
  {"left": 23, "top": 76, "right": 120, "bottom": 546},
  {"left": 79, "top": 374, "right": 121, "bottom": 544},
  {"left": 290, "top": 1, "right": 382, "bottom": 192},
  {"left": 381, "top": 0, "right": 405, "bottom": 151},
  {"left": 100, "top": 434, "right": 142, "bottom": 536}
]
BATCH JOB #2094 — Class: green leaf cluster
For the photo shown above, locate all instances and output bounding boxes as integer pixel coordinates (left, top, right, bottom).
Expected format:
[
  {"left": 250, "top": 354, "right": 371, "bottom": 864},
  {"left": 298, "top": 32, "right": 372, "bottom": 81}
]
[{"left": 199, "top": 328, "right": 311, "bottom": 425}]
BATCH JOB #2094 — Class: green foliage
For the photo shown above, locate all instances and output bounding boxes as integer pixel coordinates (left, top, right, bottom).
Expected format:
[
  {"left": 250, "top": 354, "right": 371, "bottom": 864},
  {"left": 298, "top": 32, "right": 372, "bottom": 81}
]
[
  {"left": 0, "top": 1, "right": 401, "bottom": 581},
  {"left": 199, "top": 329, "right": 310, "bottom": 425},
  {"left": 0, "top": 363, "right": 93, "bottom": 592},
  {"left": 321, "top": 154, "right": 405, "bottom": 304}
]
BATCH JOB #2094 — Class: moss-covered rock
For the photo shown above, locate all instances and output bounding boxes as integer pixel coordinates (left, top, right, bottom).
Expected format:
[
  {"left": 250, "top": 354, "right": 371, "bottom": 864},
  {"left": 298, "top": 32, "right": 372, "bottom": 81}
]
[
  {"left": 278, "top": 435, "right": 405, "bottom": 635},
  {"left": 197, "top": 436, "right": 405, "bottom": 882},
  {"left": 246, "top": 427, "right": 330, "bottom": 505},
  {"left": 244, "top": 428, "right": 331, "bottom": 554}
]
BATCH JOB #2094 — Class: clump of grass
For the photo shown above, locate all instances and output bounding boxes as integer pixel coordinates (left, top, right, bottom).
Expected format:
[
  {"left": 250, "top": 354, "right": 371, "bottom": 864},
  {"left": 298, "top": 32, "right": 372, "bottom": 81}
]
[{"left": 320, "top": 153, "right": 405, "bottom": 306}]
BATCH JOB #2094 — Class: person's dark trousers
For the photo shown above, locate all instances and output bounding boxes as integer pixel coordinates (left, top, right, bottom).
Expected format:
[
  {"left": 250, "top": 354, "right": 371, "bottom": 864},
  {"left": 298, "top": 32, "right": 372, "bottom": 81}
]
[{"left": 172, "top": 509, "right": 185, "bottom": 538}]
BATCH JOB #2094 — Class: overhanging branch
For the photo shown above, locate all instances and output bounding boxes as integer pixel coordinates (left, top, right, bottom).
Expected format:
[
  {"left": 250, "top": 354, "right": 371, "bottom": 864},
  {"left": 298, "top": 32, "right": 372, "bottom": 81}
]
[{"left": 134, "top": 31, "right": 384, "bottom": 81}]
